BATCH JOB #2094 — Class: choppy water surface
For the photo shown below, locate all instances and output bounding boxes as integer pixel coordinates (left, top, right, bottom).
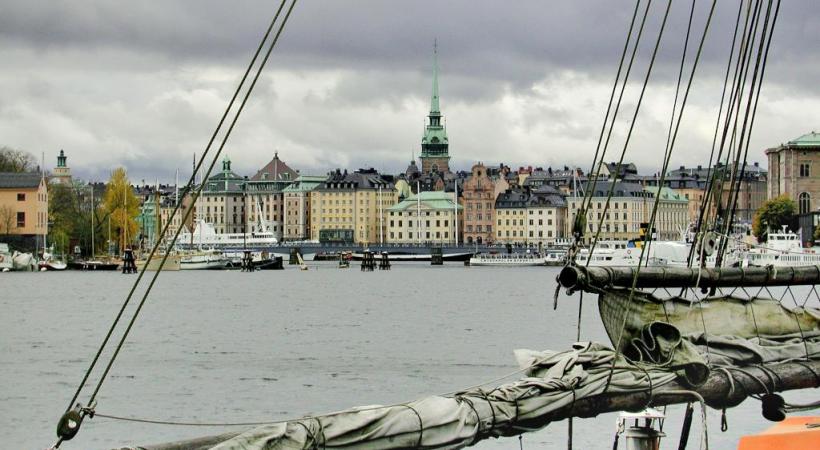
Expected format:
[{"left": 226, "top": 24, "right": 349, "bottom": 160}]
[{"left": 1, "top": 262, "right": 814, "bottom": 449}]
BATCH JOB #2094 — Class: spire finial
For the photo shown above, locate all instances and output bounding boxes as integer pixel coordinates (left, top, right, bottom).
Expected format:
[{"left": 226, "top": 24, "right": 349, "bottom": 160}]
[{"left": 430, "top": 39, "right": 440, "bottom": 115}]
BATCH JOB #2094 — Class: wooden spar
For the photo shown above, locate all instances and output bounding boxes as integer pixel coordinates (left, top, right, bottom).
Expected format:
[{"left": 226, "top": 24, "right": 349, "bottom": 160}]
[
  {"left": 136, "top": 359, "right": 820, "bottom": 450},
  {"left": 558, "top": 265, "right": 820, "bottom": 293}
]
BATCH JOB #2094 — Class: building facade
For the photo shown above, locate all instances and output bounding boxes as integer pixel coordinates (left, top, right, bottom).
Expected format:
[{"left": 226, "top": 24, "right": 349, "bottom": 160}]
[
  {"left": 309, "top": 169, "right": 397, "bottom": 245},
  {"left": 282, "top": 175, "right": 325, "bottom": 241},
  {"left": 246, "top": 152, "right": 298, "bottom": 239},
  {"left": 462, "top": 162, "right": 507, "bottom": 245},
  {"left": 567, "top": 182, "right": 689, "bottom": 242},
  {"left": 192, "top": 157, "right": 246, "bottom": 234},
  {"left": 0, "top": 172, "right": 48, "bottom": 239},
  {"left": 386, "top": 191, "right": 462, "bottom": 245},
  {"left": 494, "top": 186, "right": 566, "bottom": 247},
  {"left": 766, "top": 132, "right": 820, "bottom": 215}
]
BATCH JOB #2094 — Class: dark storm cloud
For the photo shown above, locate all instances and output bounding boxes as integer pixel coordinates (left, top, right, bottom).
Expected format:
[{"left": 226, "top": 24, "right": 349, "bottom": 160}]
[{"left": 1, "top": 1, "right": 818, "bottom": 181}]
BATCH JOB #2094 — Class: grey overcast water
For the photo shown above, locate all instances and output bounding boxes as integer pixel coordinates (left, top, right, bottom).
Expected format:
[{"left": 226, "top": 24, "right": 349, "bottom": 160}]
[{"left": 1, "top": 263, "right": 816, "bottom": 449}]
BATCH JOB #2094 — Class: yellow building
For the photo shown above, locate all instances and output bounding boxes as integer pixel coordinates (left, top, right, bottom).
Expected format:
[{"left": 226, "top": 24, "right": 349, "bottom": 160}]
[
  {"left": 0, "top": 172, "right": 48, "bottom": 238},
  {"left": 566, "top": 182, "right": 689, "bottom": 242},
  {"left": 494, "top": 186, "right": 566, "bottom": 247},
  {"left": 309, "top": 169, "right": 397, "bottom": 244},
  {"left": 386, "top": 191, "right": 462, "bottom": 244}
]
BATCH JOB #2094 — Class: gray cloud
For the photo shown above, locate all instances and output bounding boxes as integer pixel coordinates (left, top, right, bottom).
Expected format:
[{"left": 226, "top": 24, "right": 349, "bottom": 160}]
[{"left": 0, "top": 1, "right": 818, "bottom": 183}]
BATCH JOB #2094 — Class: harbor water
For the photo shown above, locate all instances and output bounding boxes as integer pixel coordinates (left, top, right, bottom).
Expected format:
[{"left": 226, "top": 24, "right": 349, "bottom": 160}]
[{"left": 1, "top": 263, "right": 815, "bottom": 449}]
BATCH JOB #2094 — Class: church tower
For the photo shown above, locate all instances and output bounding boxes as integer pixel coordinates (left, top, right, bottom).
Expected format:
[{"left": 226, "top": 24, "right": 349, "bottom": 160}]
[
  {"left": 52, "top": 149, "right": 72, "bottom": 184},
  {"left": 419, "top": 42, "right": 450, "bottom": 174}
]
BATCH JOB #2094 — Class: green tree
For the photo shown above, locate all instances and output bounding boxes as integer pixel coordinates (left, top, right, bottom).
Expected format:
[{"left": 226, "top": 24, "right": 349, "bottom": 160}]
[
  {"left": 752, "top": 195, "right": 796, "bottom": 242},
  {"left": 101, "top": 168, "right": 140, "bottom": 254},
  {"left": 0, "top": 146, "right": 38, "bottom": 172}
]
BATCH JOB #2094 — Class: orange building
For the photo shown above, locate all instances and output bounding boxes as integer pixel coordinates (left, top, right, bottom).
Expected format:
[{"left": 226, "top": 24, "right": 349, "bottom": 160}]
[{"left": 0, "top": 172, "right": 48, "bottom": 238}]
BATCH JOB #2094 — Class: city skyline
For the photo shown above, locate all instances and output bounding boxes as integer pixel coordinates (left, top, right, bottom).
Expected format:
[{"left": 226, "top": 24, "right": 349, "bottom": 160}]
[{"left": 1, "top": 1, "right": 818, "bottom": 183}]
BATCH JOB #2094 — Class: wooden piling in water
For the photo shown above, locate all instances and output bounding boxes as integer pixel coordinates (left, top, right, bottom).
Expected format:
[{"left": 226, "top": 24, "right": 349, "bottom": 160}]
[
  {"left": 121, "top": 249, "right": 137, "bottom": 274},
  {"left": 430, "top": 247, "right": 443, "bottom": 265},
  {"left": 378, "top": 252, "right": 391, "bottom": 270},
  {"left": 360, "top": 251, "right": 375, "bottom": 271},
  {"left": 289, "top": 247, "right": 301, "bottom": 265}
]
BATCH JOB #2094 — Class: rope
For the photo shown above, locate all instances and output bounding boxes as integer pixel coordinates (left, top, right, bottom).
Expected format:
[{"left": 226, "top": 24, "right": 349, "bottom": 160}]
[
  {"left": 687, "top": 0, "right": 748, "bottom": 267},
  {"left": 61, "top": 0, "right": 292, "bottom": 415},
  {"left": 400, "top": 404, "right": 425, "bottom": 448},
  {"left": 86, "top": 0, "right": 300, "bottom": 411},
  {"left": 721, "top": 0, "right": 781, "bottom": 247}
]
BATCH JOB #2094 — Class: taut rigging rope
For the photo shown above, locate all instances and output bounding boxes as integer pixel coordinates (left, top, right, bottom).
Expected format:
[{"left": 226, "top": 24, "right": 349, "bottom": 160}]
[{"left": 53, "top": 1, "right": 299, "bottom": 447}]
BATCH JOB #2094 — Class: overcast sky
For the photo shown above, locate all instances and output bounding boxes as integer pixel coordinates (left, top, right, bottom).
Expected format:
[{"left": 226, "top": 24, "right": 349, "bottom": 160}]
[{"left": 1, "top": 0, "right": 817, "bottom": 183}]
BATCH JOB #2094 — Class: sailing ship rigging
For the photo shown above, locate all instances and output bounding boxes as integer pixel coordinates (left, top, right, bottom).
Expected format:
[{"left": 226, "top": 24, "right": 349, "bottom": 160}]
[{"left": 48, "top": 0, "right": 820, "bottom": 449}]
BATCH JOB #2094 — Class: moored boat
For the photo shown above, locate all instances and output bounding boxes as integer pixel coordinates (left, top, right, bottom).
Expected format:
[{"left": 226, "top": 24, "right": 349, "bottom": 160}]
[
  {"left": 179, "top": 249, "right": 230, "bottom": 270},
  {"left": 135, "top": 253, "right": 182, "bottom": 271},
  {"left": 468, "top": 252, "right": 547, "bottom": 266}
]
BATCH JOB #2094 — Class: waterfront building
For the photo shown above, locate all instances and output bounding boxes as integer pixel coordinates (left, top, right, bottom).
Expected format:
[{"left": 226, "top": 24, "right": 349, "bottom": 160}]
[
  {"left": 419, "top": 46, "right": 450, "bottom": 175},
  {"left": 462, "top": 162, "right": 507, "bottom": 245},
  {"left": 137, "top": 187, "right": 192, "bottom": 248},
  {"left": 493, "top": 186, "right": 566, "bottom": 247},
  {"left": 766, "top": 131, "right": 820, "bottom": 215},
  {"left": 309, "top": 169, "right": 397, "bottom": 245},
  {"left": 566, "top": 182, "right": 689, "bottom": 242},
  {"left": 386, "top": 191, "right": 462, "bottom": 245},
  {"left": 192, "top": 157, "right": 247, "bottom": 235},
  {"left": 246, "top": 152, "right": 298, "bottom": 239},
  {"left": 0, "top": 172, "right": 48, "bottom": 240},
  {"left": 282, "top": 175, "right": 325, "bottom": 241},
  {"left": 666, "top": 163, "right": 766, "bottom": 224},
  {"left": 51, "top": 150, "right": 72, "bottom": 185}
]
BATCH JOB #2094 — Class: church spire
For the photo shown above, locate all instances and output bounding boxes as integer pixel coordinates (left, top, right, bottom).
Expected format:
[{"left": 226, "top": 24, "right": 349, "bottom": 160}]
[{"left": 430, "top": 39, "right": 440, "bottom": 116}]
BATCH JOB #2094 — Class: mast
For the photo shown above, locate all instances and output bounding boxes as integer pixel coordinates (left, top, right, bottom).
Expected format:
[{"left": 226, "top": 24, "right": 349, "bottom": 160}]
[
  {"left": 378, "top": 184, "right": 383, "bottom": 245},
  {"left": 416, "top": 181, "right": 421, "bottom": 245},
  {"left": 155, "top": 180, "right": 161, "bottom": 249},
  {"left": 90, "top": 185, "right": 95, "bottom": 258},
  {"left": 453, "top": 181, "right": 458, "bottom": 246}
]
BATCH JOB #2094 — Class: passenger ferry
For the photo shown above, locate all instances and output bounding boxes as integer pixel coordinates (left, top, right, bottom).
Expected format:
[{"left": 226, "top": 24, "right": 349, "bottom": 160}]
[
  {"left": 468, "top": 252, "right": 547, "bottom": 267},
  {"left": 176, "top": 219, "right": 278, "bottom": 249},
  {"left": 744, "top": 227, "right": 820, "bottom": 267}
]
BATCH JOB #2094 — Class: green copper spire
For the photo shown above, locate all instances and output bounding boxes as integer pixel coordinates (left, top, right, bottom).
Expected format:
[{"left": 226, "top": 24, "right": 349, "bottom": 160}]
[
  {"left": 419, "top": 40, "right": 450, "bottom": 174},
  {"left": 430, "top": 39, "right": 440, "bottom": 115}
]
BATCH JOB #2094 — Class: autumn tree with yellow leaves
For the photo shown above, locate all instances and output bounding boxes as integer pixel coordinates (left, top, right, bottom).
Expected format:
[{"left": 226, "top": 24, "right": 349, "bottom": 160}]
[{"left": 101, "top": 168, "right": 140, "bottom": 254}]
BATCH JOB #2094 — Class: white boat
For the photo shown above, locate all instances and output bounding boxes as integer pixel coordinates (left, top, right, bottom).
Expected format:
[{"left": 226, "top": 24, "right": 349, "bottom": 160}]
[
  {"left": 744, "top": 227, "right": 820, "bottom": 267},
  {"left": 0, "top": 243, "right": 13, "bottom": 272},
  {"left": 179, "top": 249, "right": 230, "bottom": 270},
  {"left": 11, "top": 251, "right": 37, "bottom": 271},
  {"left": 574, "top": 242, "right": 667, "bottom": 267},
  {"left": 136, "top": 253, "right": 182, "bottom": 271},
  {"left": 38, "top": 252, "right": 67, "bottom": 271},
  {"left": 177, "top": 218, "right": 278, "bottom": 250},
  {"left": 469, "top": 252, "right": 547, "bottom": 266}
]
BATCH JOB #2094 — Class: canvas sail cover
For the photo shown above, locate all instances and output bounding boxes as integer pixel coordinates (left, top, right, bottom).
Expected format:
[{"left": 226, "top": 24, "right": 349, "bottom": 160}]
[{"left": 138, "top": 292, "right": 820, "bottom": 450}]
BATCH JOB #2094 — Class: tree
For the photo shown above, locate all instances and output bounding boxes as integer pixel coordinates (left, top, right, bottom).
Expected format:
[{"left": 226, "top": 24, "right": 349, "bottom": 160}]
[
  {"left": 0, "top": 146, "right": 38, "bottom": 172},
  {"left": 101, "top": 168, "right": 140, "bottom": 254},
  {"left": 0, "top": 205, "right": 14, "bottom": 236},
  {"left": 752, "top": 195, "right": 796, "bottom": 242}
]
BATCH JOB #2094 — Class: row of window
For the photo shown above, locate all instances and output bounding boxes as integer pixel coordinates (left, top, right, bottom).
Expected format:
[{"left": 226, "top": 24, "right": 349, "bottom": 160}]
[
  {"left": 390, "top": 231, "right": 450, "bottom": 240},
  {"left": 497, "top": 230, "right": 554, "bottom": 238},
  {"left": 389, "top": 220, "right": 450, "bottom": 228}
]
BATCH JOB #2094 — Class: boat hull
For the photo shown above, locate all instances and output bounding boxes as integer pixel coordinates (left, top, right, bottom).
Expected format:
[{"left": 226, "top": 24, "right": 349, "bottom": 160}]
[
  {"left": 350, "top": 252, "right": 472, "bottom": 262},
  {"left": 67, "top": 261, "right": 120, "bottom": 271}
]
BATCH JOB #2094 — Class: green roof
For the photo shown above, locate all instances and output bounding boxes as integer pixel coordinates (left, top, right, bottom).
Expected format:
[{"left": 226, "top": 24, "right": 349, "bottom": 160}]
[
  {"left": 282, "top": 175, "right": 326, "bottom": 193},
  {"left": 787, "top": 131, "right": 820, "bottom": 147},
  {"left": 644, "top": 186, "right": 687, "bottom": 201},
  {"left": 387, "top": 191, "right": 462, "bottom": 212}
]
